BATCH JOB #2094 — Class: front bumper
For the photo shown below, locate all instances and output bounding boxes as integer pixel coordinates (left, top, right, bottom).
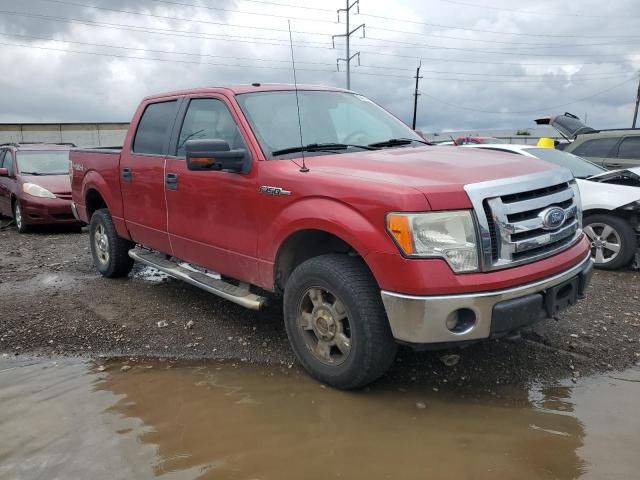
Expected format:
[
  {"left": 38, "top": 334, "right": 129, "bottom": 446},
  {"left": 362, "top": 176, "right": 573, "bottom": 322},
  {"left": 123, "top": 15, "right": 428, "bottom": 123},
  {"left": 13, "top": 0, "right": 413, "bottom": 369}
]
[
  {"left": 381, "top": 253, "right": 593, "bottom": 345},
  {"left": 19, "top": 196, "right": 81, "bottom": 225}
]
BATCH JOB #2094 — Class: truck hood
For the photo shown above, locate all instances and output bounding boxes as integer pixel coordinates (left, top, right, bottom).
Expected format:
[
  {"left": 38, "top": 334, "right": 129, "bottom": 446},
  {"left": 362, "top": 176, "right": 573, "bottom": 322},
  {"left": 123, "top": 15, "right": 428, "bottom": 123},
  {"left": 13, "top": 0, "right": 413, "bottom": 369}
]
[
  {"left": 21, "top": 174, "right": 71, "bottom": 194},
  {"left": 305, "top": 146, "right": 560, "bottom": 210}
]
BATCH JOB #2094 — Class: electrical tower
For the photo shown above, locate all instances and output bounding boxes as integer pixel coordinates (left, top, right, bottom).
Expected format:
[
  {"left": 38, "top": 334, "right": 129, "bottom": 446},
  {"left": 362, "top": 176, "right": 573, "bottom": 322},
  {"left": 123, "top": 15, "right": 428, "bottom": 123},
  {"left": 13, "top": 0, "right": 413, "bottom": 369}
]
[
  {"left": 412, "top": 60, "right": 423, "bottom": 130},
  {"left": 333, "top": 0, "right": 365, "bottom": 90}
]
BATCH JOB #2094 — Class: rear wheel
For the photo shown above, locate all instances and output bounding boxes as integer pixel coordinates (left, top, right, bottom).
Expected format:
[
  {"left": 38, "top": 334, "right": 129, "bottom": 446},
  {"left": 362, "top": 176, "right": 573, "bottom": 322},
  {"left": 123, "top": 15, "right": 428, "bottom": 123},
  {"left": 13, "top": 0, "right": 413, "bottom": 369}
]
[
  {"left": 13, "top": 201, "right": 30, "bottom": 233},
  {"left": 89, "top": 208, "right": 135, "bottom": 277},
  {"left": 283, "top": 254, "right": 397, "bottom": 390},
  {"left": 584, "top": 214, "right": 637, "bottom": 270}
]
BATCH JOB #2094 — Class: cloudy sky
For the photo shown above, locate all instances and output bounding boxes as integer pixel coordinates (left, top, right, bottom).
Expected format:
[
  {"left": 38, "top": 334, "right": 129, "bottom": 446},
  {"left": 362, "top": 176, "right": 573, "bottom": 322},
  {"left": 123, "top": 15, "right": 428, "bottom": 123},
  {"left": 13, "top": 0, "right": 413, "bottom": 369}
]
[{"left": 0, "top": 0, "right": 639, "bottom": 132}]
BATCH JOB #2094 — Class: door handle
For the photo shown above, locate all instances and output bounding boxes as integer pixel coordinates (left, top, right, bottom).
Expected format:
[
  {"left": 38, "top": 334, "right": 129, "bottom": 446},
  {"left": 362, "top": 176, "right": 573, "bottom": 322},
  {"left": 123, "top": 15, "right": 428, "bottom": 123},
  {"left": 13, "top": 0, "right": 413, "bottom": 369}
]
[
  {"left": 122, "top": 167, "right": 132, "bottom": 182},
  {"left": 166, "top": 172, "right": 178, "bottom": 190}
]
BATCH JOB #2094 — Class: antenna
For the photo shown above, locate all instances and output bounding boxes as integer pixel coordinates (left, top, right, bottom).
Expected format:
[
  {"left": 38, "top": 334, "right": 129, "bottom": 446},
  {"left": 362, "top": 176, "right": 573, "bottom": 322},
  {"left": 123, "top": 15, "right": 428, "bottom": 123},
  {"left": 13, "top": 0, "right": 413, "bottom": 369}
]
[{"left": 288, "top": 20, "right": 309, "bottom": 173}]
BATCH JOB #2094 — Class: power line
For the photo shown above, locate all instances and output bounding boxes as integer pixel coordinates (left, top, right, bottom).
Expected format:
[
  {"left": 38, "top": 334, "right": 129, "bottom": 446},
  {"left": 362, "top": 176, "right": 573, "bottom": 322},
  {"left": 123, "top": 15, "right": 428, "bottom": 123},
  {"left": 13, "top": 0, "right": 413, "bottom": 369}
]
[
  {"left": 0, "top": 10, "right": 336, "bottom": 47},
  {"left": 417, "top": 77, "right": 637, "bottom": 114},
  {"left": 357, "top": 13, "right": 640, "bottom": 39},
  {"left": 435, "top": 0, "right": 640, "bottom": 19},
  {"left": 0, "top": 32, "right": 338, "bottom": 66},
  {"left": 38, "top": 0, "right": 338, "bottom": 25},
  {"left": 2, "top": 32, "right": 632, "bottom": 81},
  {"left": 158, "top": 0, "right": 335, "bottom": 13},
  {"left": 1, "top": 40, "right": 633, "bottom": 85},
  {"left": 0, "top": 40, "right": 338, "bottom": 72}
]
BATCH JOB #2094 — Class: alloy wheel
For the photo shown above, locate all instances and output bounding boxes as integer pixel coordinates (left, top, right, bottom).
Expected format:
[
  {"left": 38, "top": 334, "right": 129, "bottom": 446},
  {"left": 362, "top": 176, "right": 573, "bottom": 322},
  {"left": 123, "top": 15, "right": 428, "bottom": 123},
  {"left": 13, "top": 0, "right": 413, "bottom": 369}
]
[
  {"left": 94, "top": 223, "right": 110, "bottom": 264},
  {"left": 298, "top": 287, "right": 352, "bottom": 365},
  {"left": 584, "top": 223, "right": 621, "bottom": 264}
]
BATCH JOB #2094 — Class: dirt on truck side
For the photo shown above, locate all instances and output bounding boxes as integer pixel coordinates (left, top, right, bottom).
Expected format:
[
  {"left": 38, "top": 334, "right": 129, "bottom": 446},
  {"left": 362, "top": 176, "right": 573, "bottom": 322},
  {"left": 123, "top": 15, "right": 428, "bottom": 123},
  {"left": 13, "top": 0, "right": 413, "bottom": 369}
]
[{"left": 1, "top": 227, "right": 639, "bottom": 390}]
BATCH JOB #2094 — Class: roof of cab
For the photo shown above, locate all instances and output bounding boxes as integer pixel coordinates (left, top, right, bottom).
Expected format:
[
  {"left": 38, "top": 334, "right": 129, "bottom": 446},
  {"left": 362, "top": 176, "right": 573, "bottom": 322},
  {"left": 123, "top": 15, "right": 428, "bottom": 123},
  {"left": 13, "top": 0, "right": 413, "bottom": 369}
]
[{"left": 143, "top": 84, "right": 353, "bottom": 101}]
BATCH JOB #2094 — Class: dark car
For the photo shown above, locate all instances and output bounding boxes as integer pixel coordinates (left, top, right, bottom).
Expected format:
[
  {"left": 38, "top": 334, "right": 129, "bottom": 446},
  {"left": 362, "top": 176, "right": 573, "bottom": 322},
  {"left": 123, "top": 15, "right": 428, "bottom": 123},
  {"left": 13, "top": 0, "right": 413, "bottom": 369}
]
[
  {"left": 535, "top": 113, "right": 640, "bottom": 169},
  {"left": 0, "top": 143, "right": 81, "bottom": 233}
]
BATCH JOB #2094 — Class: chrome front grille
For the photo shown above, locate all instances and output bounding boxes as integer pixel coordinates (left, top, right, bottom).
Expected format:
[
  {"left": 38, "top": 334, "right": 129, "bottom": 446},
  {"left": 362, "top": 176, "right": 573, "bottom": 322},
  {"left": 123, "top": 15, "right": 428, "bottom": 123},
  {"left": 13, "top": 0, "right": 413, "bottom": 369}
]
[{"left": 465, "top": 170, "right": 582, "bottom": 271}]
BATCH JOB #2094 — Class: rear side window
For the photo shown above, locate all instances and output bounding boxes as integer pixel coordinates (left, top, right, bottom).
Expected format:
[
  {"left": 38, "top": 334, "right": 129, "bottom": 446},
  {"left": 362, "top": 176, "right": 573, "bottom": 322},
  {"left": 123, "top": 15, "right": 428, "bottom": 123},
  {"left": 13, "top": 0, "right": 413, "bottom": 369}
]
[
  {"left": 571, "top": 137, "right": 618, "bottom": 158},
  {"left": 133, "top": 100, "right": 178, "bottom": 155},
  {"left": 617, "top": 136, "right": 640, "bottom": 159}
]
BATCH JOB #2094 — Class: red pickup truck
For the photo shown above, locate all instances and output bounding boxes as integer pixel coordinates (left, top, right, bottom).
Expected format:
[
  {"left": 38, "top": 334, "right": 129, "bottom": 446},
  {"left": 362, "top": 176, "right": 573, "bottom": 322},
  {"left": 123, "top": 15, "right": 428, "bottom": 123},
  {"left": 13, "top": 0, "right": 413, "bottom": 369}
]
[{"left": 70, "top": 84, "right": 593, "bottom": 389}]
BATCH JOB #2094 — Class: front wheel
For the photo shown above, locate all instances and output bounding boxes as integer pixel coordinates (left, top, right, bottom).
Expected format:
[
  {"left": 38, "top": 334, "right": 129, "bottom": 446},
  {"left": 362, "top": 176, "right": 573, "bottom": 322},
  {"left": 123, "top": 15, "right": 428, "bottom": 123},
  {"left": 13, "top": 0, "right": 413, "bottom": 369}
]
[
  {"left": 89, "top": 208, "right": 135, "bottom": 277},
  {"left": 283, "top": 254, "right": 398, "bottom": 390},
  {"left": 13, "top": 201, "right": 30, "bottom": 233},
  {"left": 584, "top": 214, "right": 637, "bottom": 270}
]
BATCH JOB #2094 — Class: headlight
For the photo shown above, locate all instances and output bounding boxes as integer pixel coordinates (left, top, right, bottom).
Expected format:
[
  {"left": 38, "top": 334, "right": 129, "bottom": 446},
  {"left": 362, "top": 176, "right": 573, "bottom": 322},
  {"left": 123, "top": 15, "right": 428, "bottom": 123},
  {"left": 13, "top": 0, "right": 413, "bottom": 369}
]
[
  {"left": 23, "top": 183, "right": 56, "bottom": 199},
  {"left": 569, "top": 180, "right": 583, "bottom": 228},
  {"left": 386, "top": 210, "right": 479, "bottom": 272}
]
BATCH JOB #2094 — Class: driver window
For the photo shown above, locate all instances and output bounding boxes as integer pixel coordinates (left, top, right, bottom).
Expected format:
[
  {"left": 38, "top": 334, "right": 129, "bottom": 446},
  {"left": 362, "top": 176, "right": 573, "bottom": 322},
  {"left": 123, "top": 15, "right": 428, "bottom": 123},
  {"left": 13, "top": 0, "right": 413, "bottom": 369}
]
[{"left": 177, "top": 98, "right": 247, "bottom": 157}]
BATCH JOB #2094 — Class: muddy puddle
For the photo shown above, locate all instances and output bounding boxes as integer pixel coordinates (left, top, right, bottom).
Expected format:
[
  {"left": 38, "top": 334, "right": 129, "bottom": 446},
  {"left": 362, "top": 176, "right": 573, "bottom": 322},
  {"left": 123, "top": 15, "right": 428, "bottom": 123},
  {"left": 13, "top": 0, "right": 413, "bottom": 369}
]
[{"left": 1, "top": 357, "right": 638, "bottom": 480}]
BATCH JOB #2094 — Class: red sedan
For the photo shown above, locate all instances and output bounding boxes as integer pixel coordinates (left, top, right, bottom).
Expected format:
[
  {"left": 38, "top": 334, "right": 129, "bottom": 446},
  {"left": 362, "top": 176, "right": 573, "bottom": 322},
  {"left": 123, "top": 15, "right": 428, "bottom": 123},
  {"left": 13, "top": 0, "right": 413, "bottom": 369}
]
[{"left": 0, "top": 143, "right": 81, "bottom": 233}]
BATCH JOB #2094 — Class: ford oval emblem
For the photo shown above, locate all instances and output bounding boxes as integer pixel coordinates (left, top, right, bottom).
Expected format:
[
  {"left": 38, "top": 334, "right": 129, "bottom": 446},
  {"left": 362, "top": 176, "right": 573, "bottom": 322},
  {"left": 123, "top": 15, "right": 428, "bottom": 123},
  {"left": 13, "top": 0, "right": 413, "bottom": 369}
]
[{"left": 540, "top": 207, "right": 566, "bottom": 230}]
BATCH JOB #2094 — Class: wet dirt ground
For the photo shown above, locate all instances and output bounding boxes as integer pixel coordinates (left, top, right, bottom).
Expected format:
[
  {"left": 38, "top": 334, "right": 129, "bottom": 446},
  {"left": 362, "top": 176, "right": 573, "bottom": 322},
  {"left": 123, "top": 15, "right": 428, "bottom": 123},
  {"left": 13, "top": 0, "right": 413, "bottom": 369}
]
[
  {"left": 1, "top": 226, "right": 639, "bottom": 389},
  {"left": 1, "top": 356, "right": 639, "bottom": 480}
]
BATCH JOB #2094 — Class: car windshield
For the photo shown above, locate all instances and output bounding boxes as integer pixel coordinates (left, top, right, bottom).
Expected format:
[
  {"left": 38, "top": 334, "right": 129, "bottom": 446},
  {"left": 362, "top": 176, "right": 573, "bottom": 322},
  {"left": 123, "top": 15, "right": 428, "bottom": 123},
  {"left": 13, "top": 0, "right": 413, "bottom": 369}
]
[
  {"left": 525, "top": 147, "right": 605, "bottom": 179},
  {"left": 236, "top": 90, "right": 424, "bottom": 159},
  {"left": 17, "top": 151, "right": 70, "bottom": 175}
]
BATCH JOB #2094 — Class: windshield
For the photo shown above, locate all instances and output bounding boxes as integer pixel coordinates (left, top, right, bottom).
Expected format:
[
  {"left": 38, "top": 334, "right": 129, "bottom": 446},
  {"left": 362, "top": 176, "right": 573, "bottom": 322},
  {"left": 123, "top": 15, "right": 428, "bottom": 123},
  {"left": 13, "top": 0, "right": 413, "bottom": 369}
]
[
  {"left": 17, "top": 151, "right": 70, "bottom": 175},
  {"left": 236, "top": 90, "right": 423, "bottom": 159},
  {"left": 525, "top": 148, "right": 605, "bottom": 178}
]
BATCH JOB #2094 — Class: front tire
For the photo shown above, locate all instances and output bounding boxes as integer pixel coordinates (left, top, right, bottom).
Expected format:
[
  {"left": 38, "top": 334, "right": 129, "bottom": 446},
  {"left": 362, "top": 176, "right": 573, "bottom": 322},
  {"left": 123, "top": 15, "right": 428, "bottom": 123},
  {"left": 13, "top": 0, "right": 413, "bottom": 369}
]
[
  {"left": 89, "top": 208, "right": 135, "bottom": 277},
  {"left": 584, "top": 214, "right": 637, "bottom": 270},
  {"left": 283, "top": 254, "right": 398, "bottom": 390},
  {"left": 13, "top": 201, "right": 30, "bottom": 233}
]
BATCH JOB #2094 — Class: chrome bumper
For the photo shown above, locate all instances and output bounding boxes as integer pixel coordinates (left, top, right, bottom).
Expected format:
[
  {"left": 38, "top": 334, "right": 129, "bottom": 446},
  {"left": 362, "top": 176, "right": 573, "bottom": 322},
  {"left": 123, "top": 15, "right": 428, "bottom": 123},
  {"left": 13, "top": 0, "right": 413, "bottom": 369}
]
[{"left": 381, "top": 254, "right": 593, "bottom": 344}]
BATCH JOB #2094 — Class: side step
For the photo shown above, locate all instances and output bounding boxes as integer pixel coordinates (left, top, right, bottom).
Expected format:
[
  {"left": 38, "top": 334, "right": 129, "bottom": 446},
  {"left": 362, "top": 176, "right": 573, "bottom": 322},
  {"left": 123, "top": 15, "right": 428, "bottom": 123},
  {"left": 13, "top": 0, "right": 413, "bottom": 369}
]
[{"left": 129, "top": 248, "right": 266, "bottom": 310}]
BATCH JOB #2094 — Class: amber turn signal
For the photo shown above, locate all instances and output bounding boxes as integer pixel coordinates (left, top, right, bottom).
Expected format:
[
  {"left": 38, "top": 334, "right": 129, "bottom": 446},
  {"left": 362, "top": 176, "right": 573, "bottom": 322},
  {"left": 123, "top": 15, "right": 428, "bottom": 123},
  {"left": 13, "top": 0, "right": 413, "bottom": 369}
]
[{"left": 386, "top": 214, "right": 414, "bottom": 255}]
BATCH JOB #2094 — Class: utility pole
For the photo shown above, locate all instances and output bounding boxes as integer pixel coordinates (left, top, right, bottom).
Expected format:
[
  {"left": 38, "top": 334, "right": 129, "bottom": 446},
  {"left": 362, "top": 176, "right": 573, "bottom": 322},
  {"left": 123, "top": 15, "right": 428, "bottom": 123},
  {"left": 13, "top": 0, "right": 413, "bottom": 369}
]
[
  {"left": 412, "top": 60, "right": 422, "bottom": 130},
  {"left": 333, "top": 0, "right": 365, "bottom": 90},
  {"left": 632, "top": 74, "right": 640, "bottom": 129}
]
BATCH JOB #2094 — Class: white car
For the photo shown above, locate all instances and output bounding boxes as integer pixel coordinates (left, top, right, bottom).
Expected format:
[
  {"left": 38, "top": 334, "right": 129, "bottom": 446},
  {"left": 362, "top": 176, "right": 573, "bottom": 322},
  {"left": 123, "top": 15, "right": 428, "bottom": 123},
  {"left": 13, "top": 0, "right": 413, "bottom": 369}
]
[{"left": 463, "top": 144, "right": 640, "bottom": 270}]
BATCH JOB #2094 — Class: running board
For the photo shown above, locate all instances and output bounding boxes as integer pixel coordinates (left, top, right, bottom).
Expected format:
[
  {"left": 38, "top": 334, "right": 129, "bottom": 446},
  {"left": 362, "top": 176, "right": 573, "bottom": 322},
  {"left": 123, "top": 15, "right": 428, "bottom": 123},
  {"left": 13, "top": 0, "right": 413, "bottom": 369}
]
[{"left": 128, "top": 248, "right": 266, "bottom": 310}]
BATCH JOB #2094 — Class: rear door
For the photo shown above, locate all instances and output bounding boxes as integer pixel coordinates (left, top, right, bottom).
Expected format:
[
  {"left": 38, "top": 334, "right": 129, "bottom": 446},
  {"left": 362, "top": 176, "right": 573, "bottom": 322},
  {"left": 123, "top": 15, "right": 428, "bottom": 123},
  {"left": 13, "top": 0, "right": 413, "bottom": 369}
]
[
  {"left": 568, "top": 137, "right": 619, "bottom": 168},
  {"left": 119, "top": 98, "right": 181, "bottom": 253},
  {"left": 164, "top": 95, "right": 260, "bottom": 282},
  {"left": 611, "top": 135, "right": 640, "bottom": 169}
]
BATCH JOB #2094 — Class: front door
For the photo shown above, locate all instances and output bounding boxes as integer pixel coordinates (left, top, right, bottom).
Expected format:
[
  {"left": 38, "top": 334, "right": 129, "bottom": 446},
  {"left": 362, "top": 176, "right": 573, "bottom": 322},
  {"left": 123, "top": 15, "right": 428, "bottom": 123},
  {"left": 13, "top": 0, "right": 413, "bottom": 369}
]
[
  {"left": 165, "top": 96, "right": 260, "bottom": 283},
  {"left": 120, "top": 99, "right": 180, "bottom": 253},
  {"left": 0, "top": 150, "right": 14, "bottom": 215}
]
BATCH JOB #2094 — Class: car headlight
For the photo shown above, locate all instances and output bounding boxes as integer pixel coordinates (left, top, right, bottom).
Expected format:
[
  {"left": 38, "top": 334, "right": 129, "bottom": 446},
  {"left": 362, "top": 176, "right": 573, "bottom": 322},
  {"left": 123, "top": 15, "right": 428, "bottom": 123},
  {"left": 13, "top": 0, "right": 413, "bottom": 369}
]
[
  {"left": 386, "top": 210, "right": 479, "bottom": 272},
  {"left": 23, "top": 183, "right": 56, "bottom": 199},
  {"left": 568, "top": 180, "right": 583, "bottom": 228}
]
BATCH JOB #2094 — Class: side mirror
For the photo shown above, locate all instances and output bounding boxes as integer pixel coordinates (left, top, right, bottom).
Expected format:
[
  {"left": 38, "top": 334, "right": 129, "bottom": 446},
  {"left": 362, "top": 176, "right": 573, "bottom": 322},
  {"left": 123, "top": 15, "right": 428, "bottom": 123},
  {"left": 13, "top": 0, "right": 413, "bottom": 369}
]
[
  {"left": 0, "top": 168, "right": 8, "bottom": 177},
  {"left": 185, "top": 139, "right": 249, "bottom": 173}
]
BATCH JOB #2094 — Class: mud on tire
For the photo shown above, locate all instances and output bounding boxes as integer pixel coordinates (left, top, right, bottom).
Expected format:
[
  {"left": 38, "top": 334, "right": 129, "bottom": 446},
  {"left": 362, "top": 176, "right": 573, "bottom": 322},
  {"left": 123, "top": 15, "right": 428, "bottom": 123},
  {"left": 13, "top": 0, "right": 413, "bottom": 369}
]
[
  {"left": 89, "top": 208, "right": 135, "bottom": 278},
  {"left": 283, "top": 254, "right": 398, "bottom": 390}
]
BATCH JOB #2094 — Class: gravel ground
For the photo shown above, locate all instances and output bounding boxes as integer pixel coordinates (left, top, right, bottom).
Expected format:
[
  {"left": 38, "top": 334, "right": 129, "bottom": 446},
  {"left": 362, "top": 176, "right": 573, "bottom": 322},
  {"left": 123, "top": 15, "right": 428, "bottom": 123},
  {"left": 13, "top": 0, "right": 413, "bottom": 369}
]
[{"left": 1, "top": 223, "right": 639, "bottom": 389}]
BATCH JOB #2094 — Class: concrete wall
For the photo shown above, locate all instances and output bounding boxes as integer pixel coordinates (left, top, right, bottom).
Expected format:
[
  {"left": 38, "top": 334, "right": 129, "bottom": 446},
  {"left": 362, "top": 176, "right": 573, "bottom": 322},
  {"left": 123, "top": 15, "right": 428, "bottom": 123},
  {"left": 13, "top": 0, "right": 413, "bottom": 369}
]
[{"left": 0, "top": 123, "right": 129, "bottom": 147}]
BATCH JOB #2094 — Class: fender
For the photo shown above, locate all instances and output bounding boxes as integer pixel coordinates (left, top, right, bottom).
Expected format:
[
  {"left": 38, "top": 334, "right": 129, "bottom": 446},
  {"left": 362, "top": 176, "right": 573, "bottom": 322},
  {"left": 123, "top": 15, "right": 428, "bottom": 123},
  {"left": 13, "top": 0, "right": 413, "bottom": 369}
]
[
  {"left": 578, "top": 179, "right": 640, "bottom": 211},
  {"left": 257, "top": 196, "right": 398, "bottom": 288},
  {"left": 81, "top": 169, "right": 131, "bottom": 239}
]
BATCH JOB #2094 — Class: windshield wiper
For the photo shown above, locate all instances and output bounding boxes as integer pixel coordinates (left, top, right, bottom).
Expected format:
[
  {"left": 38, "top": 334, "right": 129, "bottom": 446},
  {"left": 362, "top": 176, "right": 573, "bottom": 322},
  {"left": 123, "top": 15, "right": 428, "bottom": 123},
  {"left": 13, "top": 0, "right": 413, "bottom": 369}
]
[
  {"left": 20, "top": 171, "right": 44, "bottom": 176},
  {"left": 272, "top": 143, "right": 377, "bottom": 157},
  {"left": 368, "top": 137, "right": 433, "bottom": 148}
]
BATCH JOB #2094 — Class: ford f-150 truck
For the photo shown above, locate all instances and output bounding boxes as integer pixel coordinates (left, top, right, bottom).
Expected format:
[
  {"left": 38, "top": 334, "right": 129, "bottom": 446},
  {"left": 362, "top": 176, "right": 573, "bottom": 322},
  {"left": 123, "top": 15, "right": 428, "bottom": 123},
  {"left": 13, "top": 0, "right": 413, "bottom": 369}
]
[{"left": 70, "top": 84, "right": 593, "bottom": 389}]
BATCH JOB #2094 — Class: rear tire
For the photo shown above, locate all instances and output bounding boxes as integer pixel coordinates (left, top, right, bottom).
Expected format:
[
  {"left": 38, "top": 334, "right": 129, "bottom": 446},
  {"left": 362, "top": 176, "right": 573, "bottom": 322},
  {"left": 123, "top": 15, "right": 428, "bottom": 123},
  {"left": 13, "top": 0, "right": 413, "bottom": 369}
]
[
  {"left": 13, "top": 201, "right": 30, "bottom": 233},
  {"left": 584, "top": 214, "right": 637, "bottom": 270},
  {"left": 283, "top": 254, "right": 398, "bottom": 390},
  {"left": 89, "top": 208, "right": 135, "bottom": 278}
]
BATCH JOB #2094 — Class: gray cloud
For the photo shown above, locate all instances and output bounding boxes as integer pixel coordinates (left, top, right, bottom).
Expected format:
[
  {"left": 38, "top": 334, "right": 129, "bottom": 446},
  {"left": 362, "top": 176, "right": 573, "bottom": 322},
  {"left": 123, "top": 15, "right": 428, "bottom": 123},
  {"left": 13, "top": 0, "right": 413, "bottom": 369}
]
[{"left": 0, "top": 0, "right": 638, "bottom": 132}]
